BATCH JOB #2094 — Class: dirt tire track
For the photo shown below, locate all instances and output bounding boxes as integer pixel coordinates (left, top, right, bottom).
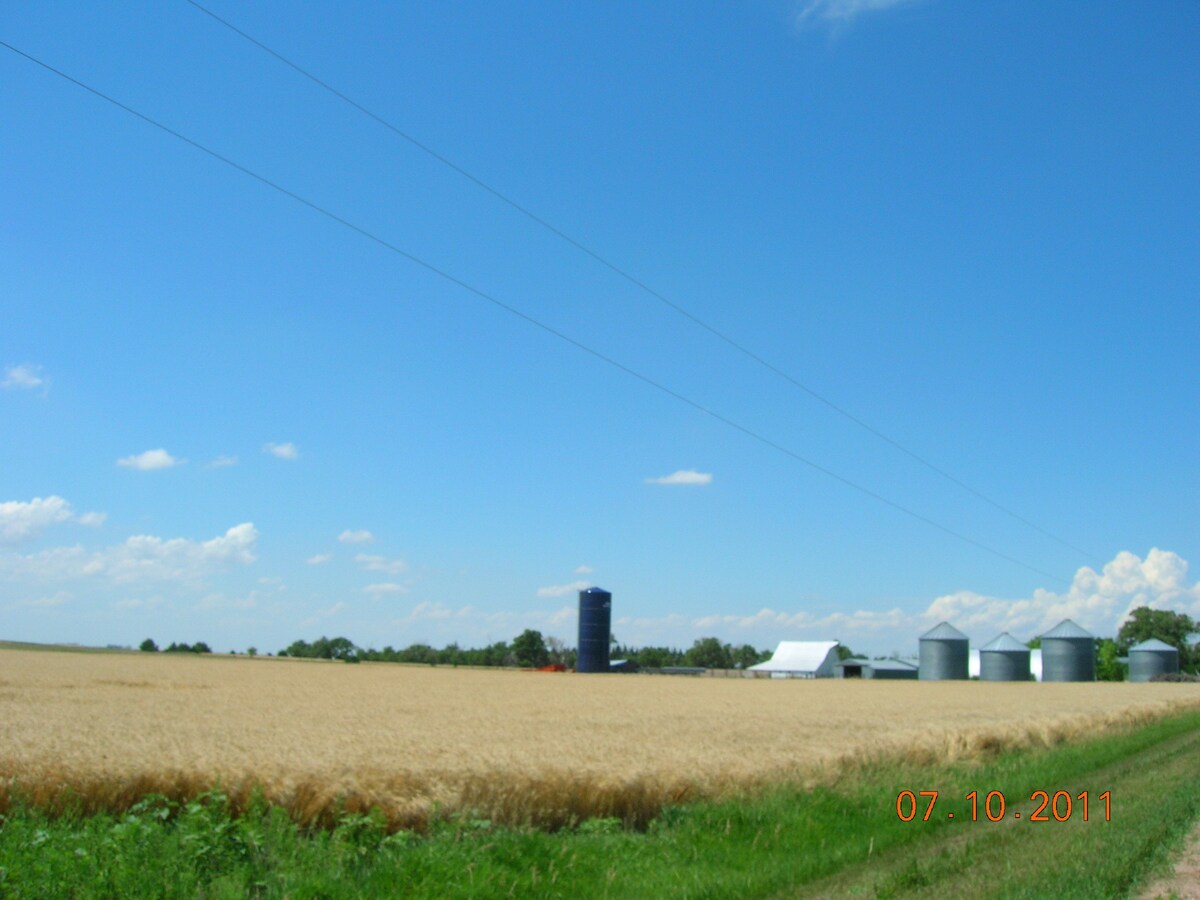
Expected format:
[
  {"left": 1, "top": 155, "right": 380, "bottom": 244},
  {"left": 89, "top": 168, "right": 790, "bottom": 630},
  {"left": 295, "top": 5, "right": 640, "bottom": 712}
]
[{"left": 1141, "top": 817, "right": 1200, "bottom": 900}]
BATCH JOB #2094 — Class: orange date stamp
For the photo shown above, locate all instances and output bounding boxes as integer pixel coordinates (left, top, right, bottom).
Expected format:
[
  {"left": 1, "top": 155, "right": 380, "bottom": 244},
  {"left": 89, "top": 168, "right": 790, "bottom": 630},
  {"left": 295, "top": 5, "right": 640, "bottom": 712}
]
[{"left": 896, "top": 790, "right": 1111, "bottom": 822}]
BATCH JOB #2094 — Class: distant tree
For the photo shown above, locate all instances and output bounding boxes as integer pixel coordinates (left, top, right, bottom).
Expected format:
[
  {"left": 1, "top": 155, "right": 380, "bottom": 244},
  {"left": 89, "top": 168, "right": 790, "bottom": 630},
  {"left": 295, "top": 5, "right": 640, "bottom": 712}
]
[
  {"left": 545, "top": 635, "right": 570, "bottom": 666},
  {"left": 480, "top": 641, "right": 510, "bottom": 667},
  {"left": 246, "top": 647, "right": 257, "bottom": 657},
  {"left": 685, "top": 637, "right": 732, "bottom": 670},
  {"left": 1118, "top": 607, "right": 1198, "bottom": 672},
  {"left": 512, "top": 629, "right": 550, "bottom": 668},
  {"left": 164, "top": 642, "right": 189, "bottom": 653},
  {"left": 192, "top": 642, "right": 212, "bottom": 654},
  {"left": 398, "top": 643, "right": 437, "bottom": 665},
  {"left": 139, "top": 638, "right": 158, "bottom": 653},
  {"left": 835, "top": 645, "right": 857, "bottom": 661},
  {"left": 1026, "top": 638, "right": 1041, "bottom": 650},
  {"left": 632, "top": 646, "right": 680, "bottom": 668},
  {"left": 324, "top": 637, "right": 358, "bottom": 661},
  {"left": 731, "top": 644, "right": 767, "bottom": 669},
  {"left": 1096, "top": 638, "right": 1125, "bottom": 682}
]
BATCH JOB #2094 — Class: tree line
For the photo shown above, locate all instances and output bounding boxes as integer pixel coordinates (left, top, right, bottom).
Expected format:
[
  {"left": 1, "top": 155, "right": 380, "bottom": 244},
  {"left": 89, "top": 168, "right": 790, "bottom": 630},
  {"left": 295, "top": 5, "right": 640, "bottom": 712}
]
[
  {"left": 275, "top": 631, "right": 773, "bottom": 670},
  {"left": 135, "top": 606, "right": 1198, "bottom": 678},
  {"left": 138, "top": 629, "right": 772, "bottom": 670}
]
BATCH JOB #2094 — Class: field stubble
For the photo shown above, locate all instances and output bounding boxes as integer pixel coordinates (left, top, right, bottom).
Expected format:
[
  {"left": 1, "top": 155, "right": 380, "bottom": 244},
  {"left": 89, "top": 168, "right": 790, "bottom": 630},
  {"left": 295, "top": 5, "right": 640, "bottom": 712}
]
[{"left": 2, "top": 649, "right": 1198, "bottom": 830}]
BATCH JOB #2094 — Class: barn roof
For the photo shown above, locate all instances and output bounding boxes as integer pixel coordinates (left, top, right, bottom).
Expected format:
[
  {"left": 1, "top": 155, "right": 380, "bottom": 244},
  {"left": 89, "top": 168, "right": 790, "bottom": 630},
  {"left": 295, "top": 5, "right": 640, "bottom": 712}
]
[{"left": 749, "top": 641, "right": 839, "bottom": 673}]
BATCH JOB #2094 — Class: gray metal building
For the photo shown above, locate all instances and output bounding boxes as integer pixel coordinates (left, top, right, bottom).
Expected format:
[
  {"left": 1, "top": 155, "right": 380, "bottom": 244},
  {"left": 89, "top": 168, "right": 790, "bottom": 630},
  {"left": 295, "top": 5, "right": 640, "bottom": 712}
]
[
  {"left": 835, "top": 658, "right": 870, "bottom": 678},
  {"left": 1040, "top": 619, "right": 1095, "bottom": 682},
  {"left": 919, "top": 622, "right": 969, "bottom": 680},
  {"left": 867, "top": 658, "right": 920, "bottom": 680},
  {"left": 979, "top": 632, "right": 1031, "bottom": 681},
  {"left": 1129, "top": 638, "right": 1179, "bottom": 682}
]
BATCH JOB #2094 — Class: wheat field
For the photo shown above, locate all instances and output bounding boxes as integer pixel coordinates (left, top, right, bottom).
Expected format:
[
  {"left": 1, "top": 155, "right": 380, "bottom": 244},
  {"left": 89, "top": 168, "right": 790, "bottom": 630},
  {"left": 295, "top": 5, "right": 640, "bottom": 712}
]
[{"left": 2, "top": 647, "right": 1198, "bottom": 829}]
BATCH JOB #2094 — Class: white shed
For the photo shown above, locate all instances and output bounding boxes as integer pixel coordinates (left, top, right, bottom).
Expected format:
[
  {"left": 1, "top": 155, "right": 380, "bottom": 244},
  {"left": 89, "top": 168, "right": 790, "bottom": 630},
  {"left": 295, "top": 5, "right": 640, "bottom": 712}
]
[{"left": 749, "top": 641, "right": 840, "bottom": 678}]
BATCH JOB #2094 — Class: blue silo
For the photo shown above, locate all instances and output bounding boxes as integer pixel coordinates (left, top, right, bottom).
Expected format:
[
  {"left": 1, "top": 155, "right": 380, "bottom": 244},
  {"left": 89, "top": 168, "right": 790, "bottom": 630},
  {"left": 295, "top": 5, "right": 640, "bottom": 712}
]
[{"left": 577, "top": 587, "right": 612, "bottom": 673}]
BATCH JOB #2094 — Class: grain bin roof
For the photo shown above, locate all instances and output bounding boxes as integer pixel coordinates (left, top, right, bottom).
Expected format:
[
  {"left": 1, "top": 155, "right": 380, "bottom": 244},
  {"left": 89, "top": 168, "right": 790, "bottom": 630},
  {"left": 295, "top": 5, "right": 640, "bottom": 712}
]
[
  {"left": 920, "top": 622, "right": 968, "bottom": 641},
  {"left": 1040, "top": 619, "right": 1094, "bottom": 640},
  {"left": 981, "top": 633, "right": 1030, "bottom": 652},
  {"left": 1130, "top": 639, "right": 1177, "bottom": 652}
]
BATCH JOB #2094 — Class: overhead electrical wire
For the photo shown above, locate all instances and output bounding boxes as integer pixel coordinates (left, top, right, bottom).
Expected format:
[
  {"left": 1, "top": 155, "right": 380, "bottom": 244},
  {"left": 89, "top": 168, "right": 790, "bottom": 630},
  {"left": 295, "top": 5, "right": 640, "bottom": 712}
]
[
  {"left": 184, "top": 0, "right": 1100, "bottom": 566},
  {"left": 0, "top": 39, "right": 1071, "bottom": 586}
]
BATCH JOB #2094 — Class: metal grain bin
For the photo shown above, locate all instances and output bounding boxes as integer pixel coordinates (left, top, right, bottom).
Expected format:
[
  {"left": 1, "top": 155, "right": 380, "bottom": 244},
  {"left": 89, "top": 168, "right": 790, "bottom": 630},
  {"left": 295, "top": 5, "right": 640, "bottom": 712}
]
[
  {"left": 576, "top": 587, "right": 612, "bottom": 673},
  {"left": 1129, "top": 638, "right": 1179, "bottom": 682},
  {"left": 1040, "top": 619, "right": 1095, "bottom": 682},
  {"left": 979, "top": 632, "right": 1031, "bottom": 681},
  {"left": 919, "top": 622, "right": 969, "bottom": 680}
]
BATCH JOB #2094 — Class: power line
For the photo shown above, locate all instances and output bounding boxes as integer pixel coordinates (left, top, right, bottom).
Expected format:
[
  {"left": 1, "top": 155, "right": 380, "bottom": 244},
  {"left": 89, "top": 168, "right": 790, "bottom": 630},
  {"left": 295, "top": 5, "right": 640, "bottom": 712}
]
[
  {"left": 0, "top": 39, "right": 1071, "bottom": 586},
  {"left": 184, "top": 0, "right": 1100, "bottom": 565}
]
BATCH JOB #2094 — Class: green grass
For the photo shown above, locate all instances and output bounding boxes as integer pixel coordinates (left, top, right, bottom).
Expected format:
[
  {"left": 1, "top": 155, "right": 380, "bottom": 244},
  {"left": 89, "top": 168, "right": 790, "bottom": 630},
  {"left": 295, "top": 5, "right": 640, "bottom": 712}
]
[{"left": 3, "top": 709, "right": 1200, "bottom": 898}]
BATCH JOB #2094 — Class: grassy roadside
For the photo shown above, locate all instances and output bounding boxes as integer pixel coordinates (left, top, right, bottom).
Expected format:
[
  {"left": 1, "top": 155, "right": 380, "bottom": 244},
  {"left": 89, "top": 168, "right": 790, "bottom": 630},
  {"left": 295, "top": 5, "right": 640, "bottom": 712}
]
[{"left": 2, "top": 708, "right": 1199, "bottom": 898}]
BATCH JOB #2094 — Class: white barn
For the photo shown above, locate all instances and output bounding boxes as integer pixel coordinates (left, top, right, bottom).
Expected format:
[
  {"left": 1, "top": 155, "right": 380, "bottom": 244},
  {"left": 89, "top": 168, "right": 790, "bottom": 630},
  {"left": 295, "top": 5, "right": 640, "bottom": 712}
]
[{"left": 749, "top": 641, "right": 840, "bottom": 678}]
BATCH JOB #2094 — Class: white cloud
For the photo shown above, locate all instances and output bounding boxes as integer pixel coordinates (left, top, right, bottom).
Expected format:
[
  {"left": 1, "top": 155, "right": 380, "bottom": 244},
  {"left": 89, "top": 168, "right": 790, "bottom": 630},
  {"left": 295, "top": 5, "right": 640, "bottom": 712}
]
[
  {"left": 536, "top": 579, "right": 591, "bottom": 598},
  {"left": 338, "top": 530, "right": 374, "bottom": 544},
  {"left": 196, "top": 591, "right": 259, "bottom": 611},
  {"left": 113, "top": 595, "right": 163, "bottom": 611},
  {"left": 398, "top": 601, "right": 456, "bottom": 623},
  {"left": 797, "top": 0, "right": 917, "bottom": 27},
  {"left": 264, "top": 442, "right": 299, "bottom": 460},
  {"left": 364, "top": 582, "right": 408, "bottom": 596},
  {"left": 206, "top": 455, "right": 238, "bottom": 469},
  {"left": 0, "top": 496, "right": 75, "bottom": 544},
  {"left": 0, "top": 496, "right": 104, "bottom": 545},
  {"left": 922, "top": 548, "right": 1200, "bottom": 640},
  {"left": 355, "top": 553, "right": 407, "bottom": 575},
  {"left": 302, "top": 601, "right": 346, "bottom": 625},
  {"left": 618, "top": 549, "right": 1200, "bottom": 653},
  {"left": 575, "top": 565, "right": 594, "bottom": 575},
  {"left": 0, "top": 522, "right": 259, "bottom": 584},
  {"left": 100, "top": 523, "right": 259, "bottom": 583},
  {"left": 117, "top": 449, "right": 183, "bottom": 471},
  {"left": 306, "top": 553, "right": 333, "bottom": 565},
  {"left": 12, "top": 591, "right": 71, "bottom": 609},
  {"left": 2, "top": 364, "right": 45, "bottom": 390},
  {"left": 644, "top": 469, "right": 713, "bottom": 486}
]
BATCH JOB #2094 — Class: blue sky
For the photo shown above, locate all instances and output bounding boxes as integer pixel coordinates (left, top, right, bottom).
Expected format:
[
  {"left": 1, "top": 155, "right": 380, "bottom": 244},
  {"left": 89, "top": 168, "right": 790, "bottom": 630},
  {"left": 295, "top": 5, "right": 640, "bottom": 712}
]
[{"left": 3, "top": 0, "right": 1198, "bottom": 655}]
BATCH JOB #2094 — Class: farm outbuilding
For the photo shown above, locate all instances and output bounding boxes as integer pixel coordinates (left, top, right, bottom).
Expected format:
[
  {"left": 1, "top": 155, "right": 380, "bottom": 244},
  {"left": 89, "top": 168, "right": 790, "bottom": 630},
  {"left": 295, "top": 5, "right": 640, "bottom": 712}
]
[
  {"left": 919, "top": 622, "right": 970, "bottom": 680},
  {"left": 834, "top": 657, "right": 871, "bottom": 678},
  {"left": 749, "top": 641, "right": 840, "bottom": 678},
  {"left": 1129, "top": 639, "right": 1179, "bottom": 682},
  {"left": 979, "top": 632, "right": 1032, "bottom": 681},
  {"left": 1040, "top": 619, "right": 1095, "bottom": 682},
  {"left": 866, "top": 658, "right": 919, "bottom": 680}
]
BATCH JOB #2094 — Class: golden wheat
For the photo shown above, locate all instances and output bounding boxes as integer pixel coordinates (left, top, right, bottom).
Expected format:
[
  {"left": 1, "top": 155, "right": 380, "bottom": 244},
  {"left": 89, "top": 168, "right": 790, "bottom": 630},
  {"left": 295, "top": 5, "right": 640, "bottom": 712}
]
[{"left": 2, "top": 648, "right": 1197, "bottom": 829}]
